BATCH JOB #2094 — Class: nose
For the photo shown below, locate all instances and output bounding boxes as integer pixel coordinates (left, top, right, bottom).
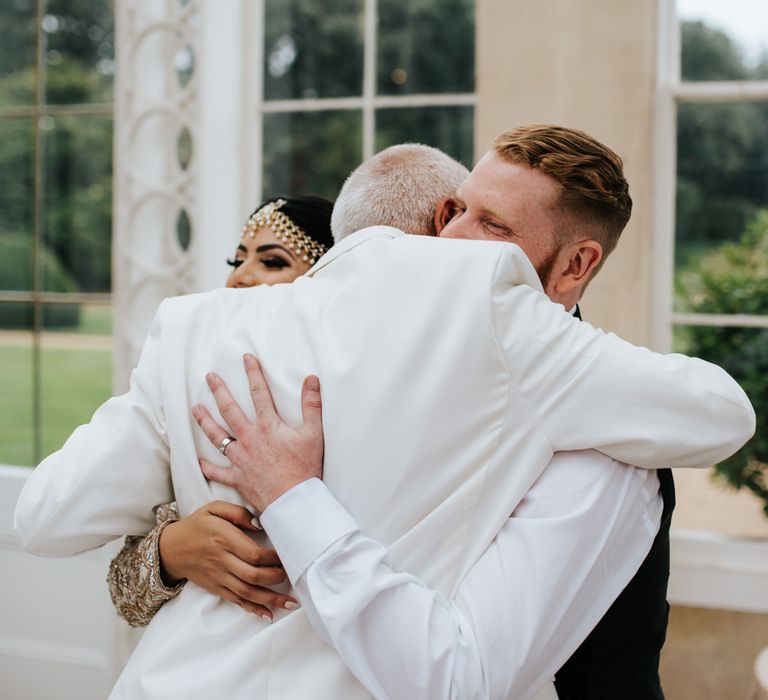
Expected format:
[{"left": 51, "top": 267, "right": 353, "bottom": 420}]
[
  {"left": 228, "top": 261, "right": 261, "bottom": 289},
  {"left": 440, "top": 217, "right": 470, "bottom": 240}
]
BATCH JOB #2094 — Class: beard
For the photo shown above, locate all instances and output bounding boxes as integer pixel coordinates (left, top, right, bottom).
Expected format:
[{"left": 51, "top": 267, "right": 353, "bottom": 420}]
[{"left": 534, "top": 246, "right": 561, "bottom": 291}]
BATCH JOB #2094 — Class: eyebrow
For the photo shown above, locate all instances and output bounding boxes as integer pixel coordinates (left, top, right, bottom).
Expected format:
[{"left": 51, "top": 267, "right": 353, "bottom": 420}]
[{"left": 256, "top": 243, "right": 295, "bottom": 259}]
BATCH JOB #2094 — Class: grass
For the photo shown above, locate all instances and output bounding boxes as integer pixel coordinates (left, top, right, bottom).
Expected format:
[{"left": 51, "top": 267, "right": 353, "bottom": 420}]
[{"left": 0, "top": 343, "right": 112, "bottom": 466}]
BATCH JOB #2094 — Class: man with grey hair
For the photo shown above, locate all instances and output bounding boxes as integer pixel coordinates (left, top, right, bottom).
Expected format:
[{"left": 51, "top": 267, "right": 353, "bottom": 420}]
[{"left": 330, "top": 142, "right": 469, "bottom": 240}]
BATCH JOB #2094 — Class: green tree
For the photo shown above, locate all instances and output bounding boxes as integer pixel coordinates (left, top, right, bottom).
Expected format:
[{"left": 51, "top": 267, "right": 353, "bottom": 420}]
[
  {"left": 678, "top": 211, "right": 768, "bottom": 514},
  {"left": 677, "top": 22, "right": 768, "bottom": 268},
  {"left": 0, "top": 1, "right": 114, "bottom": 297}
]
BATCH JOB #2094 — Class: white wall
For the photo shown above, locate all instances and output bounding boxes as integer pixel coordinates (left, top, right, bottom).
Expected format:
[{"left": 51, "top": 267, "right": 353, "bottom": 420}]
[{"left": 0, "top": 467, "right": 136, "bottom": 699}]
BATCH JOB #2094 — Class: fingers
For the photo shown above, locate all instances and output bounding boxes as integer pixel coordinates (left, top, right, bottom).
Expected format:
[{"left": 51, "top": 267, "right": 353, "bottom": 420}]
[
  {"left": 205, "top": 372, "right": 250, "bottom": 435},
  {"left": 215, "top": 584, "right": 273, "bottom": 621},
  {"left": 228, "top": 556, "right": 288, "bottom": 588},
  {"left": 192, "top": 404, "right": 242, "bottom": 459},
  {"left": 205, "top": 500, "right": 261, "bottom": 531},
  {"left": 300, "top": 375, "right": 323, "bottom": 434},
  {"left": 243, "top": 354, "right": 278, "bottom": 423},
  {"left": 222, "top": 569, "right": 298, "bottom": 614},
  {"left": 200, "top": 458, "right": 239, "bottom": 489}
]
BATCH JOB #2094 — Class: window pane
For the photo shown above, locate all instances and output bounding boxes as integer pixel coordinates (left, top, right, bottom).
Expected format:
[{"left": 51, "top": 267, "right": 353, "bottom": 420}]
[
  {"left": 264, "top": 0, "right": 364, "bottom": 100},
  {"left": 376, "top": 106, "right": 474, "bottom": 168},
  {"left": 44, "top": 0, "right": 114, "bottom": 104},
  {"left": 675, "top": 101, "right": 768, "bottom": 311},
  {"left": 377, "top": 0, "right": 474, "bottom": 95},
  {"left": 40, "top": 306, "right": 112, "bottom": 460},
  {"left": 0, "top": 118, "right": 35, "bottom": 292},
  {"left": 0, "top": 323, "right": 34, "bottom": 466},
  {"left": 262, "top": 110, "right": 362, "bottom": 200},
  {"left": 679, "top": 2, "right": 768, "bottom": 81},
  {"left": 0, "top": 0, "right": 36, "bottom": 106},
  {"left": 43, "top": 114, "right": 113, "bottom": 293}
]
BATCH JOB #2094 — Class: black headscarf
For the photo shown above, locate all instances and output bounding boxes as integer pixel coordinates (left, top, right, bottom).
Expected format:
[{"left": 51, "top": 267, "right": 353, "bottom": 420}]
[{"left": 251, "top": 195, "right": 335, "bottom": 252}]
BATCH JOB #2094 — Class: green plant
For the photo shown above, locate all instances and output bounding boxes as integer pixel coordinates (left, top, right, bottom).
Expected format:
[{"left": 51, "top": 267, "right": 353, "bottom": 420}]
[
  {"left": 0, "top": 232, "right": 80, "bottom": 328},
  {"left": 679, "top": 210, "right": 768, "bottom": 515}
]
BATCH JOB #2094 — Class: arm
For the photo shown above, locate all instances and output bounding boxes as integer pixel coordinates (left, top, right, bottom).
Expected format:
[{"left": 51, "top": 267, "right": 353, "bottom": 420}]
[
  {"left": 193, "top": 360, "right": 661, "bottom": 698},
  {"left": 107, "top": 500, "right": 298, "bottom": 625},
  {"left": 107, "top": 504, "right": 184, "bottom": 628},
  {"left": 269, "top": 463, "right": 662, "bottom": 700},
  {"left": 15, "top": 301, "right": 173, "bottom": 555},
  {"left": 492, "top": 279, "right": 755, "bottom": 469}
]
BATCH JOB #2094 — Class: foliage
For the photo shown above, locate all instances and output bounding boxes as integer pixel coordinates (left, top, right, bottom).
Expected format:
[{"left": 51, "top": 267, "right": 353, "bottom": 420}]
[
  {"left": 0, "top": 1, "right": 113, "bottom": 295},
  {"left": 676, "top": 23, "right": 768, "bottom": 267},
  {"left": 678, "top": 211, "right": 768, "bottom": 515},
  {"left": 377, "top": 0, "right": 474, "bottom": 95},
  {"left": 264, "top": 0, "right": 363, "bottom": 100},
  {"left": 0, "top": 233, "right": 80, "bottom": 328}
]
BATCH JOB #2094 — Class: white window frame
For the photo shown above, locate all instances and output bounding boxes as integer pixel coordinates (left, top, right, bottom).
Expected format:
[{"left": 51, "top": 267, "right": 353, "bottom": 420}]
[
  {"left": 242, "top": 0, "right": 476, "bottom": 216},
  {"left": 655, "top": 0, "right": 768, "bottom": 612},
  {"left": 653, "top": 0, "right": 768, "bottom": 352}
]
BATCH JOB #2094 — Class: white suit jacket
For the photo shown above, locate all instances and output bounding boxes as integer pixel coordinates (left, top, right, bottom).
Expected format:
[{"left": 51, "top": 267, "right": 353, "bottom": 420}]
[{"left": 15, "top": 227, "right": 754, "bottom": 699}]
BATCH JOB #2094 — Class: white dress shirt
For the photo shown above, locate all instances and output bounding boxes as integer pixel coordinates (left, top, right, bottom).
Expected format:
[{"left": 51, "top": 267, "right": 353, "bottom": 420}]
[{"left": 262, "top": 451, "right": 663, "bottom": 700}]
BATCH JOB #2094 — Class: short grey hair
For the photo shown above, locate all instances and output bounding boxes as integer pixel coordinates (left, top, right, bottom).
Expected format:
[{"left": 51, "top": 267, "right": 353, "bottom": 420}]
[{"left": 331, "top": 143, "right": 470, "bottom": 242}]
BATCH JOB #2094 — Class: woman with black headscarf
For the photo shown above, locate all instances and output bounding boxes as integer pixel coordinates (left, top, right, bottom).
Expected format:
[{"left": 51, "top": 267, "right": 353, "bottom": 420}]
[{"left": 107, "top": 195, "right": 334, "bottom": 627}]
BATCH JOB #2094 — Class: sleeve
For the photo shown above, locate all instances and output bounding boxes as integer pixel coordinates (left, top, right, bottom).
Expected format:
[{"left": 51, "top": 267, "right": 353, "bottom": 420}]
[
  {"left": 491, "top": 275, "right": 756, "bottom": 470},
  {"left": 107, "top": 503, "right": 184, "bottom": 628},
  {"left": 261, "top": 460, "right": 661, "bottom": 700},
  {"left": 15, "top": 301, "right": 175, "bottom": 556}
]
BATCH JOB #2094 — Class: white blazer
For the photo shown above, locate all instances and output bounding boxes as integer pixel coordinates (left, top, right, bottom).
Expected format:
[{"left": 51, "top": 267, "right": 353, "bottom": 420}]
[{"left": 15, "top": 227, "right": 754, "bottom": 699}]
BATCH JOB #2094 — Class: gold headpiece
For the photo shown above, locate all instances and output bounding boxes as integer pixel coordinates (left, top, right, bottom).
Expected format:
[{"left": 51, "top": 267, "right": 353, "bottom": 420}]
[{"left": 242, "top": 198, "right": 328, "bottom": 265}]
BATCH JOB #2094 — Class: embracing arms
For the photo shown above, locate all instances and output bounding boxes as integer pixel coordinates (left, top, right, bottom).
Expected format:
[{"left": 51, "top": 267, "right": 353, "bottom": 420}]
[
  {"left": 193, "top": 357, "right": 663, "bottom": 699},
  {"left": 491, "top": 281, "right": 755, "bottom": 469},
  {"left": 107, "top": 500, "right": 296, "bottom": 626}
]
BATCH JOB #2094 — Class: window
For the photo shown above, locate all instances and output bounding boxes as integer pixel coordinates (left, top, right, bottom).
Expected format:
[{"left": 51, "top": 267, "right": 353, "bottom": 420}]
[
  {"left": 657, "top": 0, "right": 768, "bottom": 533},
  {"left": 257, "top": 0, "right": 475, "bottom": 201},
  {"left": 0, "top": 1, "right": 114, "bottom": 466}
]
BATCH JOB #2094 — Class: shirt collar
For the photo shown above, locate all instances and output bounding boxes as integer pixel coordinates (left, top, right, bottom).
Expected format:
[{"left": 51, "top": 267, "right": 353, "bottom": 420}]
[{"left": 305, "top": 226, "right": 405, "bottom": 278}]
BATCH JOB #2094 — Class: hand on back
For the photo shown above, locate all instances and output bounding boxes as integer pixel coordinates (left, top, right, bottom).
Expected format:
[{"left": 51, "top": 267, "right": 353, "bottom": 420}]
[{"left": 158, "top": 500, "right": 298, "bottom": 620}]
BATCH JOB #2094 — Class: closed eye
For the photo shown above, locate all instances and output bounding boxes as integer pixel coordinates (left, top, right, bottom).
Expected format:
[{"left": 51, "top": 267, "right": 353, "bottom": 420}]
[
  {"left": 261, "top": 256, "right": 291, "bottom": 269},
  {"left": 482, "top": 218, "right": 515, "bottom": 237}
]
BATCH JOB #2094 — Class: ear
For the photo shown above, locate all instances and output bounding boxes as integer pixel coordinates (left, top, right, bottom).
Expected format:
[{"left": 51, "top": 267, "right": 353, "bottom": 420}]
[
  {"left": 552, "top": 239, "right": 603, "bottom": 298},
  {"left": 434, "top": 197, "right": 457, "bottom": 235}
]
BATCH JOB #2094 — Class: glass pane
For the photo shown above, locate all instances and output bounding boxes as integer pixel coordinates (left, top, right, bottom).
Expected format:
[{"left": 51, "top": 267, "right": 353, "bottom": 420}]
[
  {"left": 44, "top": 0, "right": 114, "bottom": 104},
  {"left": 43, "top": 114, "right": 113, "bottom": 293},
  {"left": 378, "top": 0, "right": 474, "bottom": 95},
  {"left": 40, "top": 313, "right": 112, "bottom": 460},
  {"left": 0, "top": 118, "right": 35, "bottom": 291},
  {"left": 264, "top": 0, "right": 363, "bottom": 100},
  {"left": 262, "top": 110, "right": 362, "bottom": 200},
  {"left": 675, "top": 101, "right": 768, "bottom": 311},
  {"left": 0, "top": 0, "right": 36, "bottom": 106},
  {"left": 679, "top": 1, "right": 768, "bottom": 81},
  {"left": 0, "top": 322, "right": 34, "bottom": 466},
  {"left": 376, "top": 106, "right": 474, "bottom": 169}
]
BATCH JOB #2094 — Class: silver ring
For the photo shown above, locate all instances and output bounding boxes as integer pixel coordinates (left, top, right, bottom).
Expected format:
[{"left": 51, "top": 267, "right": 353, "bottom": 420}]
[{"left": 218, "top": 436, "right": 236, "bottom": 455}]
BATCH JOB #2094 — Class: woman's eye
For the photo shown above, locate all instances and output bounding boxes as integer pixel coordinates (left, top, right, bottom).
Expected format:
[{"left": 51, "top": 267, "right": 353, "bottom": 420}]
[
  {"left": 226, "top": 258, "right": 244, "bottom": 268},
  {"left": 261, "top": 256, "right": 290, "bottom": 269}
]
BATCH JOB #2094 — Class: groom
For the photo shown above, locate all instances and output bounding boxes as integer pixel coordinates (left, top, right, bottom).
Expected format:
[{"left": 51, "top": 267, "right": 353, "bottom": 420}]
[{"left": 16, "top": 127, "right": 754, "bottom": 699}]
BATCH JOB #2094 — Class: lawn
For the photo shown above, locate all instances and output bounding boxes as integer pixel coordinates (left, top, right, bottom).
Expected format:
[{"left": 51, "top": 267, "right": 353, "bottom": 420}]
[{"left": 0, "top": 343, "right": 112, "bottom": 466}]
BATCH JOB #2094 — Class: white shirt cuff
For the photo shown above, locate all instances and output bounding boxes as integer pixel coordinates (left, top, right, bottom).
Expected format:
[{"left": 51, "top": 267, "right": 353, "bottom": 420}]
[{"left": 260, "top": 477, "right": 359, "bottom": 584}]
